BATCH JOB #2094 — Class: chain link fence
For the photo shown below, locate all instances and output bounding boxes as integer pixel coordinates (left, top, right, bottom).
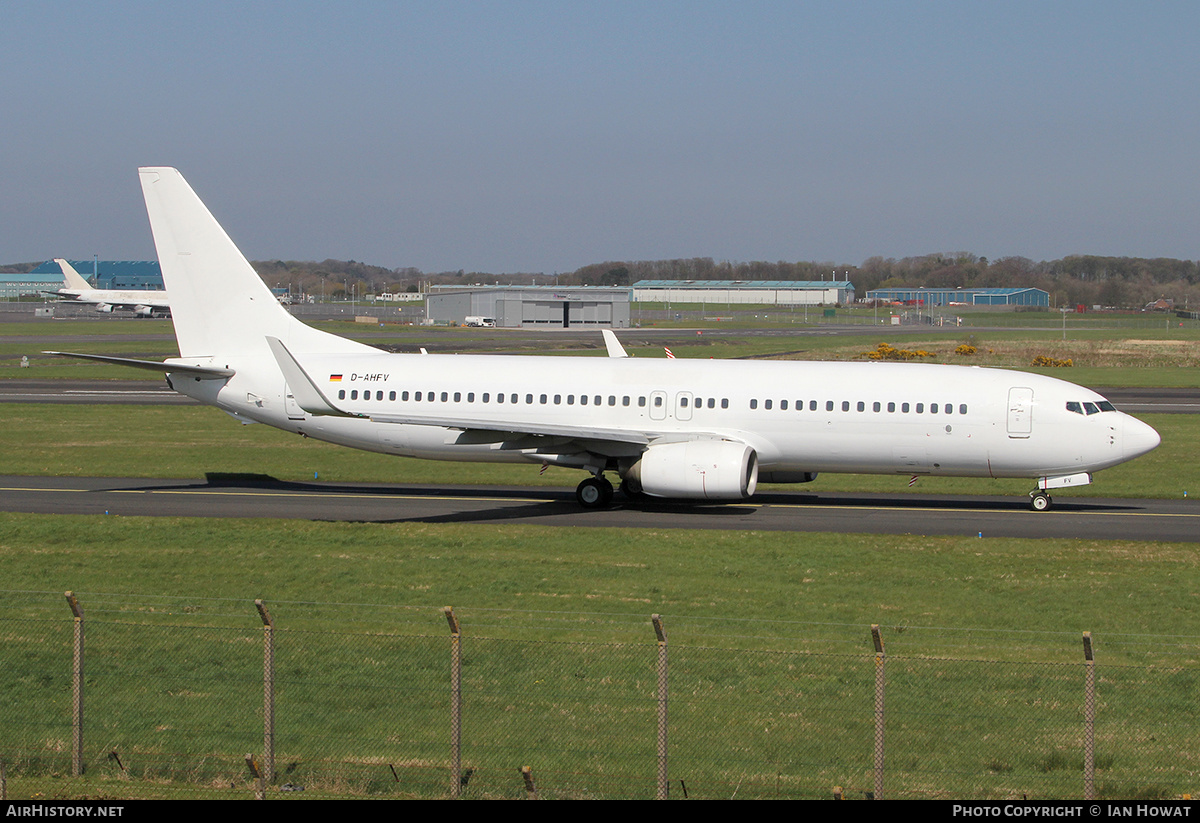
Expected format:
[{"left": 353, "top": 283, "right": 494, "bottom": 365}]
[{"left": 1, "top": 591, "right": 1195, "bottom": 800}]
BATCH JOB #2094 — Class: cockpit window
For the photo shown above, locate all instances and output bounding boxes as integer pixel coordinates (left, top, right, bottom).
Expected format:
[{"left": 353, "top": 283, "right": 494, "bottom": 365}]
[{"left": 1068, "top": 400, "right": 1116, "bottom": 415}]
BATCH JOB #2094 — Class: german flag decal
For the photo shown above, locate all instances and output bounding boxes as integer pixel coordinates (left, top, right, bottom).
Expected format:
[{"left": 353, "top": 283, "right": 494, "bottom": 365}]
[{"left": 329, "top": 374, "right": 343, "bottom": 382}]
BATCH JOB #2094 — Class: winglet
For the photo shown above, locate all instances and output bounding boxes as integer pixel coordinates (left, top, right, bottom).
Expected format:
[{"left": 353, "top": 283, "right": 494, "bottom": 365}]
[
  {"left": 602, "top": 329, "right": 629, "bottom": 358},
  {"left": 265, "top": 336, "right": 355, "bottom": 417}
]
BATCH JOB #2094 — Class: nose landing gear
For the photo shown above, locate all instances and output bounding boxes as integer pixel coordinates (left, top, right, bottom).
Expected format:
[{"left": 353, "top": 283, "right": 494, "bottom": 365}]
[{"left": 1028, "top": 473, "right": 1091, "bottom": 512}]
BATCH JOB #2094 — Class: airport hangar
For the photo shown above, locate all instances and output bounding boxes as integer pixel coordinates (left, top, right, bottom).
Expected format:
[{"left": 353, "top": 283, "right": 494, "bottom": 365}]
[
  {"left": 1, "top": 260, "right": 163, "bottom": 300},
  {"left": 423, "top": 280, "right": 863, "bottom": 327},
  {"left": 865, "top": 286, "right": 1050, "bottom": 307},
  {"left": 633, "top": 279, "right": 856, "bottom": 306},
  {"left": 426, "top": 285, "right": 633, "bottom": 328}
]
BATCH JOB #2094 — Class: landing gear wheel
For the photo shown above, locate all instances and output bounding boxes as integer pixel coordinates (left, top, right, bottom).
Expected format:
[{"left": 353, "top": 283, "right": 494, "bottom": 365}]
[
  {"left": 1030, "top": 492, "right": 1052, "bottom": 512},
  {"left": 620, "top": 478, "right": 647, "bottom": 503},
  {"left": 576, "top": 476, "right": 614, "bottom": 508}
]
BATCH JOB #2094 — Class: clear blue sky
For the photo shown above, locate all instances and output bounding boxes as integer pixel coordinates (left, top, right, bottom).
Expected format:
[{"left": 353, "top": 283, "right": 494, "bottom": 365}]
[{"left": 3, "top": 1, "right": 1198, "bottom": 273}]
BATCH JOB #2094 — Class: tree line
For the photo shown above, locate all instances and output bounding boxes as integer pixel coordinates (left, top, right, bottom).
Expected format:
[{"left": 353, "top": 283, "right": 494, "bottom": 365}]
[
  {"left": 257, "top": 253, "right": 1200, "bottom": 310},
  {"left": 10, "top": 252, "right": 1198, "bottom": 309}
]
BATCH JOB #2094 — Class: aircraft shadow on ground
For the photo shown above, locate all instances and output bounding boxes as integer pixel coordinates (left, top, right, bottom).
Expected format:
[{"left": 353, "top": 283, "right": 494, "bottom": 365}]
[
  {"left": 102, "top": 474, "right": 1146, "bottom": 522},
  {"left": 753, "top": 492, "right": 1142, "bottom": 513}
]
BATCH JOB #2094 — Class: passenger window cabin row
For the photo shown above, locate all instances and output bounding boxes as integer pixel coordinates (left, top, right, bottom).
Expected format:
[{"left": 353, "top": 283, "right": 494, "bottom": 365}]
[
  {"left": 750, "top": 398, "right": 969, "bottom": 415},
  {"left": 334, "top": 388, "right": 968, "bottom": 416},
  {"left": 336, "top": 389, "right": 731, "bottom": 409}
]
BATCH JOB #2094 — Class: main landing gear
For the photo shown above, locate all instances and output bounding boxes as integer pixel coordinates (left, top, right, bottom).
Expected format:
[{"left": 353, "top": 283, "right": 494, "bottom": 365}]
[
  {"left": 576, "top": 475, "right": 614, "bottom": 508},
  {"left": 1029, "top": 491, "right": 1052, "bottom": 512}
]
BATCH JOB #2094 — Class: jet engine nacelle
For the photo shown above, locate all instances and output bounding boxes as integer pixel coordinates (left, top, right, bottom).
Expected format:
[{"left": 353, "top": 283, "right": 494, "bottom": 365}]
[
  {"left": 135, "top": 305, "right": 154, "bottom": 316},
  {"left": 625, "top": 440, "right": 758, "bottom": 500},
  {"left": 95, "top": 303, "right": 114, "bottom": 313}
]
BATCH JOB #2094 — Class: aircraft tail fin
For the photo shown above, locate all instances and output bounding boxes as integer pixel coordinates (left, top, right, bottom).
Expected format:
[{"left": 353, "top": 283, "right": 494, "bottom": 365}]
[
  {"left": 137, "top": 167, "right": 373, "bottom": 359},
  {"left": 54, "top": 259, "right": 91, "bottom": 291}
]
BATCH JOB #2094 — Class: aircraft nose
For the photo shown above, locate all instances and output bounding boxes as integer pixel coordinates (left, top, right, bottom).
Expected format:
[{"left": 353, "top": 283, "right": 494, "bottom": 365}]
[{"left": 1123, "top": 415, "right": 1161, "bottom": 460}]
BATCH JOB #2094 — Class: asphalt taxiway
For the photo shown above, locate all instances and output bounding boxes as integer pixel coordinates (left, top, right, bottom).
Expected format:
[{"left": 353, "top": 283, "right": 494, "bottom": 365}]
[{"left": 2, "top": 475, "right": 1196, "bottom": 542}]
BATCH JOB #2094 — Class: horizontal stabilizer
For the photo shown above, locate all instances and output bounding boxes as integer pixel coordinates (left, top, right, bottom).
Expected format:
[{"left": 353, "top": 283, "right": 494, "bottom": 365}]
[{"left": 43, "top": 351, "right": 234, "bottom": 378}]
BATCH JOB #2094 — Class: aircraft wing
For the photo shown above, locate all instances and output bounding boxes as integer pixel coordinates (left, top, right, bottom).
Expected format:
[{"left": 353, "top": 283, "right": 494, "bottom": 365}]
[
  {"left": 365, "top": 410, "right": 652, "bottom": 446},
  {"left": 107, "top": 300, "right": 170, "bottom": 310},
  {"left": 267, "top": 336, "right": 657, "bottom": 449},
  {"left": 115, "top": 303, "right": 171, "bottom": 316}
]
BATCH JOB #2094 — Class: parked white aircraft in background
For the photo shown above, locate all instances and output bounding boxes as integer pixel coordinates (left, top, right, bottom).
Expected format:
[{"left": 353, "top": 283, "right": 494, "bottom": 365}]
[
  {"left": 46, "top": 258, "right": 171, "bottom": 317},
  {"left": 48, "top": 168, "right": 1160, "bottom": 510}
]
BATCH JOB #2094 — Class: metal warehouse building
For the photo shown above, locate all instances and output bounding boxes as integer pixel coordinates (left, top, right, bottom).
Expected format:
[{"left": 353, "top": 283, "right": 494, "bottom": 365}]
[
  {"left": 0, "top": 269, "right": 64, "bottom": 299},
  {"left": 633, "top": 280, "right": 855, "bottom": 305},
  {"left": 865, "top": 287, "right": 1050, "bottom": 307},
  {"left": 29, "top": 260, "right": 164, "bottom": 289},
  {"left": 426, "top": 285, "right": 632, "bottom": 328},
  {"left": 2, "top": 260, "right": 163, "bottom": 299}
]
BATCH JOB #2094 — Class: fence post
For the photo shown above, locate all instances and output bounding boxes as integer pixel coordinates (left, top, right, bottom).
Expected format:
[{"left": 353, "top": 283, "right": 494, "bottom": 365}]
[
  {"left": 445, "top": 607, "right": 462, "bottom": 798},
  {"left": 1083, "top": 631, "right": 1095, "bottom": 800},
  {"left": 652, "top": 614, "right": 668, "bottom": 800},
  {"left": 65, "top": 592, "right": 84, "bottom": 777},
  {"left": 872, "top": 624, "right": 885, "bottom": 800},
  {"left": 521, "top": 765, "right": 538, "bottom": 799},
  {"left": 255, "top": 600, "right": 275, "bottom": 784},
  {"left": 245, "top": 754, "right": 265, "bottom": 800}
]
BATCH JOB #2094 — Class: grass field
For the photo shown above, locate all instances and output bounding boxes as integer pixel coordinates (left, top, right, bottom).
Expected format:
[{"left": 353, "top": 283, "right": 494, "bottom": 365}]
[
  {"left": 4, "top": 514, "right": 1197, "bottom": 644},
  {"left": 1, "top": 516, "right": 1196, "bottom": 799}
]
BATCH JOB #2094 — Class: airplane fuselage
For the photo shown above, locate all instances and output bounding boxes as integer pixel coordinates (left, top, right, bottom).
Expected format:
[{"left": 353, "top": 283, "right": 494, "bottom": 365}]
[
  {"left": 170, "top": 351, "right": 1157, "bottom": 484},
  {"left": 54, "top": 288, "right": 170, "bottom": 316}
]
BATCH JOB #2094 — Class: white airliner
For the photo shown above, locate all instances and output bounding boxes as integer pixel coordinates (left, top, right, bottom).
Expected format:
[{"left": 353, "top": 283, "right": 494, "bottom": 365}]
[
  {"left": 47, "top": 258, "right": 171, "bottom": 317},
  {"left": 49, "top": 167, "right": 1160, "bottom": 511}
]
